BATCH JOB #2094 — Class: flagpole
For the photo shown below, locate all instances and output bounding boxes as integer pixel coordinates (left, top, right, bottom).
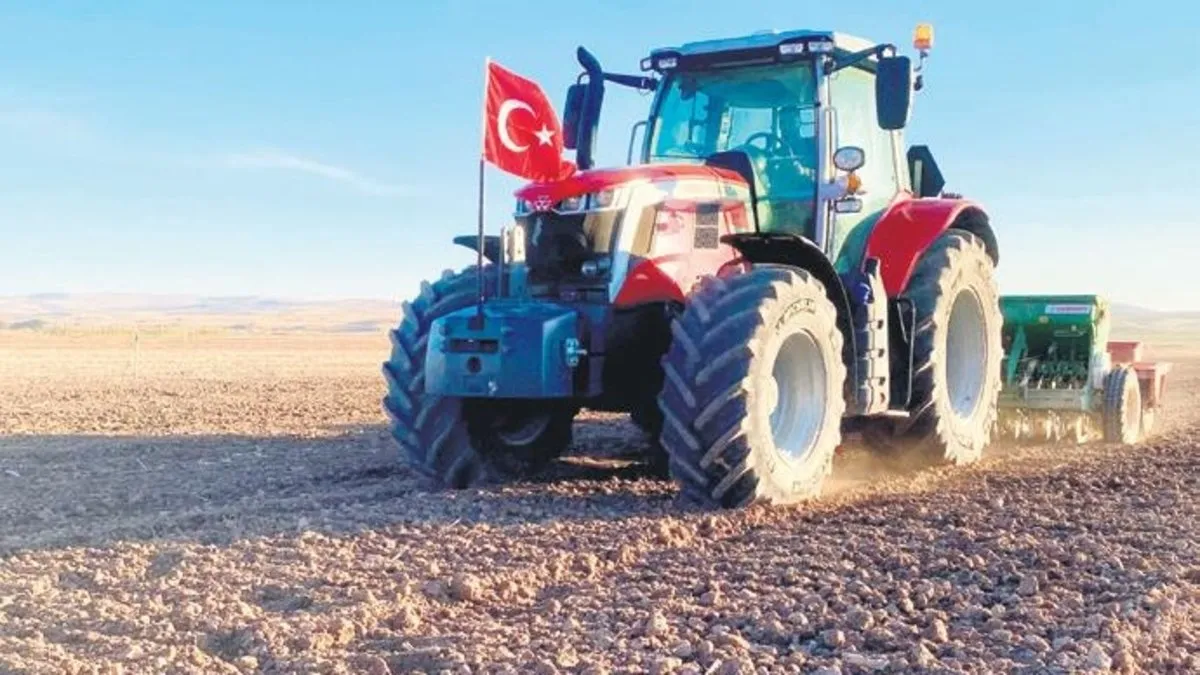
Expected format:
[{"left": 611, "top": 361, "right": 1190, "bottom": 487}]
[
  {"left": 475, "top": 155, "right": 485, "bottom": 325},
  {"left": 474, "top": 57, "right": 491, "bottom": 327}
]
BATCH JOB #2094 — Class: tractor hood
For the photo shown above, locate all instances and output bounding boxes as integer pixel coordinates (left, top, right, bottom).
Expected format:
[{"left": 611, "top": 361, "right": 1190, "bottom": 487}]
[{"left": 514, "top": 163, "right": 747, "bottom": 211}]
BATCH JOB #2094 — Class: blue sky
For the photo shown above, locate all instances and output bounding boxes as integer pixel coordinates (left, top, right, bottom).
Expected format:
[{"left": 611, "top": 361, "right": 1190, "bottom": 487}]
[{"left": 2, "top": 1, "right": 1198, "bottom": 309}]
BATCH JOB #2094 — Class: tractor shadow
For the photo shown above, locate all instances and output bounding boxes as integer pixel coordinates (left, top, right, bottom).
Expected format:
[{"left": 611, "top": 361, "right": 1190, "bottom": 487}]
[
  {"left": 8, "top": 412, "right": 1097, "bottom": 557},
  {"left": 0, "top": 414, "right": 678, "bottom": 557}
]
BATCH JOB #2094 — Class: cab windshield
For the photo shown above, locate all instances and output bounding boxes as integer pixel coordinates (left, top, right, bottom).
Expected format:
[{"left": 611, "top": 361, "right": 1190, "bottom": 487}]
[{"left": 647, "top": 61, "right": 818, "bottom": 234}]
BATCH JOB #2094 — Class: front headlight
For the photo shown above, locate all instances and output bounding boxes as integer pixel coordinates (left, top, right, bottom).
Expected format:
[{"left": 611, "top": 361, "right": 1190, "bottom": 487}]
[
  {"left": 580, "top": 257, "right": 612, "bottom": 277},
  {"left": 540, "top": 187, "right": 629, "bottom": 213},
  {"left": 558, "top": 195, "right": 586, "bottom": 213},
  {"left": 589, "top": 188, "right": 618, "bottom": 210},
  {"left": 585, "top": 187, "right": 627, "bottom": 211}
]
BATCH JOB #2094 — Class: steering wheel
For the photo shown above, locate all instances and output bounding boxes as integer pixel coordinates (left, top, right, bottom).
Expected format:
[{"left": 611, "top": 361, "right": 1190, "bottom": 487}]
[{"left": 741, "top": 131, "right": 797, "bottom": 157}]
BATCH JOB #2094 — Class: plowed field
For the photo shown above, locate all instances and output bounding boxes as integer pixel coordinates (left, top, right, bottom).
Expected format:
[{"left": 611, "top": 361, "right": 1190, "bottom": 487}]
[{"left": 1, "top": 332, "right": 1196, "bottom": 674}]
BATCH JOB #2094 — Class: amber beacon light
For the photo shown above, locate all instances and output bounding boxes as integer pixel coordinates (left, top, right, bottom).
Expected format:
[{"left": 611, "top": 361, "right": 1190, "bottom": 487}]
[{"left": 913, "top": 23, "right": 934, "bottom": 54}]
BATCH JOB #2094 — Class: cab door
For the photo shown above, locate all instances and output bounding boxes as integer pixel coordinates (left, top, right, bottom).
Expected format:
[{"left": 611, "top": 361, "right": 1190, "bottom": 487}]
[{"left": 828, "top": 64, "right": 904, "bottom": 262}]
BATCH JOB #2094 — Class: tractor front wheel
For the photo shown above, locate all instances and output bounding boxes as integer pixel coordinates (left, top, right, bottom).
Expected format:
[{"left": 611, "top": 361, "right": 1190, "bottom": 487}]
[
  {"left": 656, "top": 265, "right": 847, "bottom": 509},
  {"left": 462, "top": 399, "right": 577, "bottom": 478},
  {"left": 888, "top": 229, "right": 1003, "bottom": 465},
  {"left": 381, "top": 267, "right": 575, "bottom": 488}
]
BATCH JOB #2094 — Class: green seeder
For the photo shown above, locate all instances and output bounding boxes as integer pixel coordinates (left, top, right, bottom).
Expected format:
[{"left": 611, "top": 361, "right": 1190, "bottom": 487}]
[{"left": 998, "top": 294, "right": 1170, "bottom": 445}]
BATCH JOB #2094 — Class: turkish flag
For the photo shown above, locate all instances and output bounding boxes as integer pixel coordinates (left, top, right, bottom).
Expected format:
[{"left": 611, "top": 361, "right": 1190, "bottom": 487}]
[{"left": 482, "top": 60, "right": 575, "bottom": 183}]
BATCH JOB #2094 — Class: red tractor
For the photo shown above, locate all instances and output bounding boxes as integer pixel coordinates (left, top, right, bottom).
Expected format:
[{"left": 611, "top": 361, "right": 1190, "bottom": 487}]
[{"left": 383, "top": 26, "right": 1004, "bottom": 509}]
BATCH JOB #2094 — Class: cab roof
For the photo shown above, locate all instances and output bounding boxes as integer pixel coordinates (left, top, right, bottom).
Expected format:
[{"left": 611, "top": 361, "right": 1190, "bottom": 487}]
[{"left": 646, "top": 28, "right": 879, "bottom": 67}]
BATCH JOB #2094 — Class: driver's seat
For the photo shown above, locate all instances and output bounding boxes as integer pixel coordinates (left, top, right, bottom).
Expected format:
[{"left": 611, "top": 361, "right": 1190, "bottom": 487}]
[{"left": 704, "top": 149, "right": 778, "bottom": 232}]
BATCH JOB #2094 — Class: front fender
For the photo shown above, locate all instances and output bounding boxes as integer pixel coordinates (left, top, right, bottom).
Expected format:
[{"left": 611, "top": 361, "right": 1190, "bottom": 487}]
[
  {"left": 864, "top": 196, "right": 998, "bottom": 296},
  {"left": 453, "top": 235, "right": 501, "bottom": 263},
  {"left": 720, "top": 233, "right": 848, "bottom": 311},
  {"left": 720, "top": 232, "right": 857, "bottom": 393}
]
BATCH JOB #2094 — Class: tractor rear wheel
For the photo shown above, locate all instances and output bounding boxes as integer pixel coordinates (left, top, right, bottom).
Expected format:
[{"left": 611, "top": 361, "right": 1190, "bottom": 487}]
[
  {"left": 381, "top": 267, "right": 575, "bottom": 487},
  {"left": 656, "top": 265, "right": 847, "bottom": 509},
  {"left": 886, "top": 229, "right": 1003, "bottom": 465},
  {"left": 1102, "top": 365, "right": 1142, "bottom": 444}
]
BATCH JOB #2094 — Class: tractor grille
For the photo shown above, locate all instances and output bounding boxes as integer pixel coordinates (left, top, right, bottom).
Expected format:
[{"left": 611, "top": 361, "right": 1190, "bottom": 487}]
[{"left": 518, "top": 209, "right": 623, "bottom": 285}]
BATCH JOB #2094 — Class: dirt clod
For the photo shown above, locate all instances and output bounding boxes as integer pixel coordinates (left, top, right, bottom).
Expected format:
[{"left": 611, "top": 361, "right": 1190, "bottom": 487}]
[
  {"left": 821, "top": 628, "right": 847, "bottom": 649},
  {"left": 349, "top": 654, "right": 392, "bottom": 675},
  {"left": 649, "top": 656, "right": 683, "bottom": 675},
  {"left": 911, "top": 642, "right": 938, "bottom": 668},
  {"left": 448, "top": 573, "right": 483, "bottom": 603},
  {"left": 1018, "top": 574, "right": 1041, "bottom": 597},
  {"left": 1087, "top": 643, "right": 1114, "bottom": 671},
  {"left": 924, "top": 617, "right": 949, "bottom": 643}
]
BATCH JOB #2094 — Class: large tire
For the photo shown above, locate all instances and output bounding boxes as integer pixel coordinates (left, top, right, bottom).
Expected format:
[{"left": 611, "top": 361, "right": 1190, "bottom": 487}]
[
  {"left": 656, "top": 265, "right": 847, "bottom": 509},
  {"left": 1102, "top": 366, "right": 1142, "bottom": 444},
  {"left": 381, "top": 267, "right": 575, "bottom": 487},
  {"left": 893, "top": 229, "right": 1003, "bottom": 465}
]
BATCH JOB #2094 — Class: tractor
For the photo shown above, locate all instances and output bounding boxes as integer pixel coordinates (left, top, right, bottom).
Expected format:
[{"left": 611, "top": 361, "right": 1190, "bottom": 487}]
[{"left": 383, "top": 26, "right": 1008, "bottom": 509}]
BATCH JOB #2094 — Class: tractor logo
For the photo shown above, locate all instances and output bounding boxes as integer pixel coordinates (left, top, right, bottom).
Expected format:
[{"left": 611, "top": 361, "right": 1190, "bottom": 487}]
[
  {"left": 532, "top": 194, "right": 553, "bottom": 212},
  {"left": 1045, "top": 304, "right": 1091, "bottom": 315}
]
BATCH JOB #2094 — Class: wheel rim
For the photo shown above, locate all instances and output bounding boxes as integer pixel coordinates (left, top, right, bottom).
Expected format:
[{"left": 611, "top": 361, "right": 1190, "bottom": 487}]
[
  {"left": 1122, "top": 377, "right": 1141, "bottom": 439},
  {"left": 767, "top": 330, "right": 828, "bottom": 462},
  {"left": 495, "top": 414, "right": 552, "bottom": 445},
  {"left": 946, "top": 289, "right": 988, "bottom": 419},
  {"left": 466, "top": 399, "right": 556, "bottom": 447}
]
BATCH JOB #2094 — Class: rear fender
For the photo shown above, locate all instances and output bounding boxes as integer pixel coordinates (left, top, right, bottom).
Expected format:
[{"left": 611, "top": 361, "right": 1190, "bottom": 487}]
[
  {"left": 864, "top": 197, "right": 999, "bottom": 296},
  {"left": 721, "top": 233, "right": 858, "bottom": 399}
]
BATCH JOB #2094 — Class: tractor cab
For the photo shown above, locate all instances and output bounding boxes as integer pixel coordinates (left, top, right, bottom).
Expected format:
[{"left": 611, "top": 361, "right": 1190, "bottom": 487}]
[{"left": 559, "top": 29, "right": 919, "bottom": 263}]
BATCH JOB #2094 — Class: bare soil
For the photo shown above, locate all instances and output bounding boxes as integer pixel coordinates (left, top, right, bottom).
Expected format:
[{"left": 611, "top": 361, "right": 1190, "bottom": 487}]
[{"left": 0, "top": 332, "right": 1196, "bottom": 674}]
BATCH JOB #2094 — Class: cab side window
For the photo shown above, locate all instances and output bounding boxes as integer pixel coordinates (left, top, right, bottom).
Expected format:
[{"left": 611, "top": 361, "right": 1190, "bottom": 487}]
[{"left": 829, "top": 66, "right": 899, "bottom": 211}]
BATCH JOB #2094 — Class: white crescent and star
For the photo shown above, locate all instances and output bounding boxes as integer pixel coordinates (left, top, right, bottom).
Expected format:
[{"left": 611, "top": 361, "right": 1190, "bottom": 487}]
[{"left": 497, "top": 98, "right": 555, "bottom": 153}]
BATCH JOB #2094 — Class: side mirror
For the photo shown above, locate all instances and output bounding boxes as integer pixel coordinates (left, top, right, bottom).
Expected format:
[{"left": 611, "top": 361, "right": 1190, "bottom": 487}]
[
  {"left": 833, "top": 146, "right": 865, "bottom": 172},
  {"left": 875, "top": 55, "right": 913, "bottom": 130},
  {"left": 562, "top": 84, "right": 585, "bottom": 150}
]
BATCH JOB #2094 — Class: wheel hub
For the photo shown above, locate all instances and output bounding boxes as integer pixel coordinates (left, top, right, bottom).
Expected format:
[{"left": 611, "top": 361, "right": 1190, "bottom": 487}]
[
  {"left": 946, "top": 290, "right": 988, "bottom": 419},
  {"left": 767, "top": 330, "right": 828, "bottom": 463}
]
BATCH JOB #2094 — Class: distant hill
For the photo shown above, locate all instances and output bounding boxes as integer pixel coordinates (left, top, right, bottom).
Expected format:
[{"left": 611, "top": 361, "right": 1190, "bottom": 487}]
[
  {"left": 1, "top": 292, "right": 1196, "bottom": 340},
  {"left": 1110, "top": 301, "right": 1200, "bottom": 323},
  {"left": 1107, "top": 303, "right": 1200, "bottom": 346},
  {"left": 1110, "top": 302, "right": 1195, "bottom": 320},
  {"left": 0, "top": 293, "right": 399, "bottom": 334}
]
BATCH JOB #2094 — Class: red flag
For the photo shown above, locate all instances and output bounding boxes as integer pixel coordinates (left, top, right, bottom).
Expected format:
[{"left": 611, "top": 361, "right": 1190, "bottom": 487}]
[{"left": 482, "top": 60, "right": 575, "bottom": 182}]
